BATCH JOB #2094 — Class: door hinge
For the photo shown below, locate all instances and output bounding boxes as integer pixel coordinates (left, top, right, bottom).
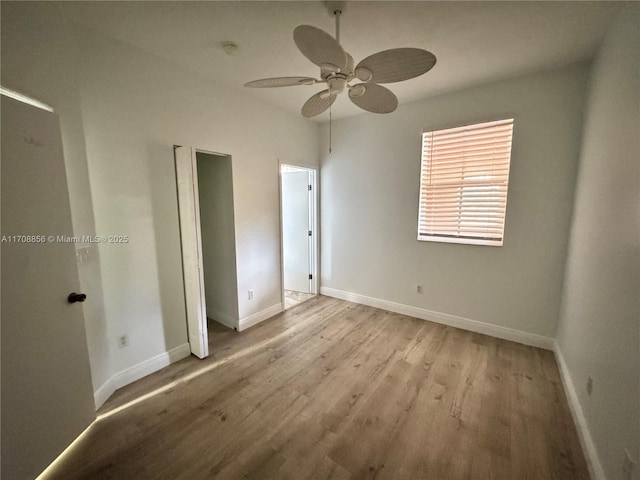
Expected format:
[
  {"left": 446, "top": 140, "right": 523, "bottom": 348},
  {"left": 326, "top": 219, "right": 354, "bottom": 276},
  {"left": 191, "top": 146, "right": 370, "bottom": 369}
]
[
  {"left": 309, "top": 274, "right": 313, "bottom": 280},
  {"left": 308, "top": 185, "right": 312, "bottom": 191},
  {"left": 308, "top": 230, "right": 312, "bottom": 236}
]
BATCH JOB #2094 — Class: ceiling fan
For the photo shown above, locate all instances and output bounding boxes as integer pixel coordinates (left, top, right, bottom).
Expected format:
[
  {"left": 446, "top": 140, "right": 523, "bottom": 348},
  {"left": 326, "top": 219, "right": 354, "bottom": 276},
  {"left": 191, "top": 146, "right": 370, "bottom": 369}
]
[{"left": 244, "top": 2, "right": 437, "bottom": 118}]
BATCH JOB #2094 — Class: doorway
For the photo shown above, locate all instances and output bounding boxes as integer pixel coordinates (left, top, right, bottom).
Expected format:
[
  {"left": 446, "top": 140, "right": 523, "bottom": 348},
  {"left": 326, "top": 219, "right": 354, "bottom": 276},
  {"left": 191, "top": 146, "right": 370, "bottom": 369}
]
[
  {"left": 174, "top": 146, "right": 239, "bottom": 359},
  {"left": 280, "top": 164, "right": 317, "bottom": 310},
  {"left": 195, "top": 152, "right": 239, "bottom": 332}
]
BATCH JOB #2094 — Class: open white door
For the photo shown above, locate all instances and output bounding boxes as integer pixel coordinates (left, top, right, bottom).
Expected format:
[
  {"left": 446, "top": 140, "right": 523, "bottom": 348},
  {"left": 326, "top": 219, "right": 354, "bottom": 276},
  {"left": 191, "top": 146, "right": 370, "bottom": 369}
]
[
  {"left": 282, "top": 169, "right": 312, "bottom": 293},
  {"left": 1, "top": 95, "right": 96, "bottom": 479},
  {"left": 174, "top": 146, "right": 208, "bottom": 358}
]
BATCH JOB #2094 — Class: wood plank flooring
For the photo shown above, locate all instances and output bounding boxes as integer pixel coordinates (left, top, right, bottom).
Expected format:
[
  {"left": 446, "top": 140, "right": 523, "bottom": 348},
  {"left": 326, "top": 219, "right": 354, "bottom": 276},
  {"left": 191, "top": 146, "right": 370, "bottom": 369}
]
[
  {"left": 42, "top": 296, "right": 589, "bottom": 480},
  {"left": 284, "top": 290, "right": 315, "bottom": 310}
]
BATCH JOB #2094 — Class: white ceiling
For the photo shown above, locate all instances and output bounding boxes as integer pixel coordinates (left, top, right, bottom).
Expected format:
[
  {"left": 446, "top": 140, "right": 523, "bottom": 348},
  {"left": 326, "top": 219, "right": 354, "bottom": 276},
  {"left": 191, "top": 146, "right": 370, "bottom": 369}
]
[{"left": 54, "top": 1, "right": 621, "bottom": 121}]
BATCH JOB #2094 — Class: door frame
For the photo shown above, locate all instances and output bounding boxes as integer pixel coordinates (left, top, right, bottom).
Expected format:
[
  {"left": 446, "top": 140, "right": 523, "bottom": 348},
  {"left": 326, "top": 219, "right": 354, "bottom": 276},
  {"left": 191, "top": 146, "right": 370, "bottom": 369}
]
[
  {"left": 279, "top": 162, "right": 318, "bottom": 308},
  {"left": 174, "top": 146, "right": 236, "bottom": 357}
]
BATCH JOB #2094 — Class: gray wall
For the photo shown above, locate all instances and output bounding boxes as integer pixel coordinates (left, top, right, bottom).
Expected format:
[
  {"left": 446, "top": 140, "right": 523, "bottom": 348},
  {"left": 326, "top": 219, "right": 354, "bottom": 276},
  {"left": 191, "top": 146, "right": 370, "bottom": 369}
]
[
  {"left": 320, "top": 63, "right": 588, "bottom": 339},
  {"left": 556, "top": 6, "right": 640, "bottom": 480},
  {"left": 197, "top": 153, "right": 239, "bottom": 329}
]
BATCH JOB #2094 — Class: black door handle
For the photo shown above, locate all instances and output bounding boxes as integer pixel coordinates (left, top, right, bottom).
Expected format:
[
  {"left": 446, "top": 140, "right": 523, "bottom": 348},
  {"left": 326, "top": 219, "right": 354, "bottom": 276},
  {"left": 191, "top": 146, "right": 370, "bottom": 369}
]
[{"left": 68, "top": 293, "right": 87, "bottom": 303}]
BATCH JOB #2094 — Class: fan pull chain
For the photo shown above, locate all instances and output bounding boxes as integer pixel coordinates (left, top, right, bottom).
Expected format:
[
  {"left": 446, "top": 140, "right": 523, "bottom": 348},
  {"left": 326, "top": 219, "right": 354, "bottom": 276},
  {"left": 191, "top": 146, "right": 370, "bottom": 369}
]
[{"left": 329, "top": 98, "right": 332, "bottom": 154}]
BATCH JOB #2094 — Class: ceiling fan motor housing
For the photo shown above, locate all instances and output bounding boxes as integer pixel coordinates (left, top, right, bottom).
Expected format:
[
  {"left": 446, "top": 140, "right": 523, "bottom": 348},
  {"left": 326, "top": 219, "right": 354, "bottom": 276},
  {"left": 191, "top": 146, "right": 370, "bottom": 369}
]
[{"left": 320, "top": 53, "right": 355, "bottom": 96}]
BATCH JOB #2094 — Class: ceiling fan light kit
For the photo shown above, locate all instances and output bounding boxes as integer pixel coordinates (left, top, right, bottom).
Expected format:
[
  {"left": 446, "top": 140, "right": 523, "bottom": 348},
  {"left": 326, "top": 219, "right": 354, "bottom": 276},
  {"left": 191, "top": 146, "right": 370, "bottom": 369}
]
[{"left": 244, "top": 2, "right": 437, "bottom": 119}]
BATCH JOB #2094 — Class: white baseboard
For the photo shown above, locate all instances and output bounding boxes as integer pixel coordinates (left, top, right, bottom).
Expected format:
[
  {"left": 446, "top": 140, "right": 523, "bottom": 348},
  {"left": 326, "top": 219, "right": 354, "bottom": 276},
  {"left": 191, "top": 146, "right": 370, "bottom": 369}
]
[
  {"left": 93, "top": 343, "right": 191, "bottom": 409},
  {"left": 238, "top": 303, "right": 283, "bottom": 332},
  {"left": 207, "top": 308, "right": 236, "bottom": 330},
  {"left": 320, "top": 287, "right": 554, "bottom": 350},
  {"left": 554, "top": 342, "right": 604, "bottom": 480},
  {"left": 93, "top": 377, "right": 117, "bottom": 410}
]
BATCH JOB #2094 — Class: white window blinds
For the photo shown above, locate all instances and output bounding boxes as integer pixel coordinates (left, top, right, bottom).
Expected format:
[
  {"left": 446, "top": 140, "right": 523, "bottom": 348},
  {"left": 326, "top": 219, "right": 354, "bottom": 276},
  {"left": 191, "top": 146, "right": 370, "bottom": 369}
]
[{"left": 418, "top": 118, "right": 514, "bottom": 246}]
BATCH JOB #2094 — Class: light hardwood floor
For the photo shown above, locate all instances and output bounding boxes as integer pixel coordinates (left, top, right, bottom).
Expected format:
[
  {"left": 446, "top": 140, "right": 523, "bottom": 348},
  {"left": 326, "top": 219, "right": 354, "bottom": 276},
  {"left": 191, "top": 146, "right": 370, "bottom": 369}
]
[
  {"left": 284, "top": 289, "right": 315, "bottom": 310},
  {"left": 44, "top": 295, "right": 589, "bottom": 479}
]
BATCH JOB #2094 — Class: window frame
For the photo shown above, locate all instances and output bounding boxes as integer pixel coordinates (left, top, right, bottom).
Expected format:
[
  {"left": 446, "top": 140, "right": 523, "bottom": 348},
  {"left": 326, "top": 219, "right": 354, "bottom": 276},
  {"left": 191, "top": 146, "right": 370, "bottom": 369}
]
[{"left": 416, "top": 116, "right": 516, "bottom": 247}]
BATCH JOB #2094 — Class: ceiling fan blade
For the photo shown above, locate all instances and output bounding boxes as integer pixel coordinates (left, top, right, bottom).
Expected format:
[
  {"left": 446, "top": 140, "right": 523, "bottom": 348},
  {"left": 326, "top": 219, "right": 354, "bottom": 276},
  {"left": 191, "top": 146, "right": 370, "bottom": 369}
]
[
  {"left": 355, "top": 48, "right": 436, "bottom": 84},
  {"left": 244, "top": 76, "right": 318, "bottom": 88},
  {"left": 348, "top": 83, "right": 398, "bottom": 114},
  {"left": 301, "top": 89, "right": 337, "bottom": 118},
  {"left": 294, "top": 25, "right": 348, "bottom": 71}
]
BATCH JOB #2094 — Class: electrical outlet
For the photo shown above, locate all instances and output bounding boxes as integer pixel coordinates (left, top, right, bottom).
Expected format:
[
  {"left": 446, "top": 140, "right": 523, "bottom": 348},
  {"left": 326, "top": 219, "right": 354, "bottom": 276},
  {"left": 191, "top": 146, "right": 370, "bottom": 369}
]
[
  {"left": 586, "top": 376, "right": 593, "bottom": 396},
  {"left": 248, "top": 290, "right": 254, "bottom": 300},
  {"left": 118, "top": 335, "right": 129, "bottom": 349},
  {"left": 76, "top": 247, "right": 89, "bottom": 263},
  {"left": 416, "top": 284, "right": 423, "bottom": 294},
  {"left": 623, "top": 449, "right": 636, "bottom": 480}
]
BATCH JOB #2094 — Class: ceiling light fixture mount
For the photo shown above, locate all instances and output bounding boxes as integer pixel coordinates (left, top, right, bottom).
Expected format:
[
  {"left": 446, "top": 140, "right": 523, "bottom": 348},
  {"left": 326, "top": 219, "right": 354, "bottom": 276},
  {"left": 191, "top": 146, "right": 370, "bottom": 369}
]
[
  {"left": 222, "top": 41, "right": 238, "bottom": 56},
  {"left": 326, "top": 1, "right": 345, "bottom": 16}
]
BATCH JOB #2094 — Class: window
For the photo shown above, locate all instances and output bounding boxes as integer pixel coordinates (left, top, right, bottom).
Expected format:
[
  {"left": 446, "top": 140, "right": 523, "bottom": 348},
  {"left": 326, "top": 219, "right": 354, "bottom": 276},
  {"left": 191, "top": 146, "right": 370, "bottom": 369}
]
[{"left": 417, "top": 118, "right": 514, "bottom": 246}]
